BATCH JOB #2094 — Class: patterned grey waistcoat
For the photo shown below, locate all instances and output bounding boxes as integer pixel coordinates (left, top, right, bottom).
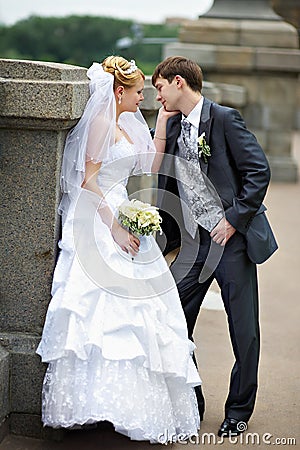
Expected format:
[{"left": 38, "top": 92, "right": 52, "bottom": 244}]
[{"left": 175, "top": 119, "right": 223, "bottom": 238}]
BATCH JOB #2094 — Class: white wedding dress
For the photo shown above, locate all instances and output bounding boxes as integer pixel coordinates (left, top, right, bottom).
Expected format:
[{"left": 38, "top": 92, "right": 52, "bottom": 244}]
[{"left": 36, "top": 136, "right": 201, "bottom": 444}]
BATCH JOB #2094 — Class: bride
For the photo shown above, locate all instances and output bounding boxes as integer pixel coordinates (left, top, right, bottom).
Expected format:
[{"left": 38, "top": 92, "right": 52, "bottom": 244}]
[{"left": 36, "top": 55, "right": 201, "bottom": 444}]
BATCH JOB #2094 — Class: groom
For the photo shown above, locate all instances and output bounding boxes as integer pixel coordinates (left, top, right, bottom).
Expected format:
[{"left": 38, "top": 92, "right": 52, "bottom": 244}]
[{"left": 152, "top": 56, "right": 277, "bottom": 437}]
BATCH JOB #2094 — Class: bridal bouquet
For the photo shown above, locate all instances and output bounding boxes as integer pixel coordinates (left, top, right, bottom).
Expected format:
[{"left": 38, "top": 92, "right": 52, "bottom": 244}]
[{"left": 118, "top": 199, "right": 162, "bottom": 236}]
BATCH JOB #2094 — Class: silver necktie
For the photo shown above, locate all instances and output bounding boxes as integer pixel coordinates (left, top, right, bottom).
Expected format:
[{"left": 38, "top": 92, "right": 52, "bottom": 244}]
[{"left": 181, "top": 118, "right": 192, "bottom": 148}]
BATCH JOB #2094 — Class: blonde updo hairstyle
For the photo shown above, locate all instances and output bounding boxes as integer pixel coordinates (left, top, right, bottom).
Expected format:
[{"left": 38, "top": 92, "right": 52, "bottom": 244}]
[{"left": 102, "top": 55, "right": 145, "bottom": 89}]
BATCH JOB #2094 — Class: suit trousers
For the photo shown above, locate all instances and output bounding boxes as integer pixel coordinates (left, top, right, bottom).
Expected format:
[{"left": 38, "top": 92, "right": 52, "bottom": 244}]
[{"left": 170, "top": 226, "right": 260, "bottom": 422}]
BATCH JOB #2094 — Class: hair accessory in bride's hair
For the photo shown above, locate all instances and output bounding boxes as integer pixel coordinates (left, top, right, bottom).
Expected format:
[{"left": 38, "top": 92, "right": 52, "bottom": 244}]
[{"left": 124, "top": 60, "right": 138, "bottom": 75}]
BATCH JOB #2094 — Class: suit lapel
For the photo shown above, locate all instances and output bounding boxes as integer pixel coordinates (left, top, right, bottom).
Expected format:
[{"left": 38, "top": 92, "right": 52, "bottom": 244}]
[
  {"left": 167, "top": 114, "right": 181, "bottom": 155},
  {"left": 159, "top": 114, "right": 181, "bottom": 190},
  {"left": 198, "top": 97, "right": 213, "bottom": 175}
]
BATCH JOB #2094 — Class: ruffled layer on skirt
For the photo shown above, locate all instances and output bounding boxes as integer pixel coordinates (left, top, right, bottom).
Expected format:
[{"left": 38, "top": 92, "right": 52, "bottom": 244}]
[{"left": 42, "top": 349, "right": 199, "bottom": 443}]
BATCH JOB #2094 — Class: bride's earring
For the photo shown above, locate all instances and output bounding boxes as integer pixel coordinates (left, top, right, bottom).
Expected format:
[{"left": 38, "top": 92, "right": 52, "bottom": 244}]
[{"left": 118, "top": 96, "right": 122, "bottom": 104}]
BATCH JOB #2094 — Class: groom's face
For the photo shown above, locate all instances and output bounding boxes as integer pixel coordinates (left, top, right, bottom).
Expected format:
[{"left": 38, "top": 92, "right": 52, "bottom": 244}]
[{"left": 154, "top": 76, "right": 180, "bottom": 112}]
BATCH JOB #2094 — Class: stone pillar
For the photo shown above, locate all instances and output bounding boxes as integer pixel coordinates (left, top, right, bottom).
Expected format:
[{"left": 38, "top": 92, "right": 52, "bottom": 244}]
[
  {"left": 203, "top": 0, "right": 281, "bottom": 20},
  {"left": 163, "top": 0, "right": 300, "bottom": 182},
  {"left": 0, "top": 59, "right": 89, "bottom": 440}
]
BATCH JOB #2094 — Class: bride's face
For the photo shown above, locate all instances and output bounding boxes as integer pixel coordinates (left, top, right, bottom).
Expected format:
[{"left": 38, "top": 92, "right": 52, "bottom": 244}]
[{"left": 121, "top": 79, "right": 144, "bottom": 113}]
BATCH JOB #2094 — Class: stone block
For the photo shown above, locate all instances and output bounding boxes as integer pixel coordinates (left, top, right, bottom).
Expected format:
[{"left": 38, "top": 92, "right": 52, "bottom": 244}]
[
  {"left": 0, "top": 418, "right": 9, "bottom": 444},
  {"left": 163, "top": 43, "right": 217, "bottom": 69},
  {"left": 267, "top": 131, "right": 292, "bottom": 157},
  {"left": 268, "top": 156, "right": 298, "bottom": 182},
  {"left": 179, "top": 18, "right": 239, "bottom": 45},
  {"left": 0, "top": 334, "right": 44, "bottom": 415},
  {"left": 0, "top": 59, "right": 87, "bottom": 81},
  {"left": 215, "top": 46, "right": 255, "bottom": 71},
  {"left": 296, "top": 75, "right": 300, "bottom": 130},
  {"left": 244, "top": 103, "right": 294, "bottom": 131},
  {"left": 179, "top": 17, "right": 299, "bottom": 49},
  {"left": 211, "top": 82, "right": 247, "bottom": 107},
  {"left": 243, "top": 103, "right": 269, "bottom": 129},
  {"left": 240, "top": 20, "right": 299, "bottom": 48},
  {"left": 257, "top": 75, "right": 299, "bottom": 106},
  {"left": 207, "top": 74, "right": 260, "bottom": 104},
  {"left": 295, "top": 110, "right": 300, "bottom": 130},
  {"left": 202, "top": 82, "right": 222, "bottom": 103},
  {"left": 0, "top": 58, "right": 89, "bottom": 122},
  {"left": 268, "top": 105, "right": 295, "bottom": 130},
  {"left": 0, "top": 79, "right": 89, "bottom": 120},
  {"left": 9, "top": 413, "right": 43, "bottom": 439},
  {"left": 255, "top": 48, "right": 300, "bottom": 72},
  {"left": 10, "top": 352, "right": 45, "bottom": 414},
  {"left": 9, "top": 413, "right": 64, "bottom": 440},
  {"left": 0, "top": 346, "right": 9, "bottom": 422}
]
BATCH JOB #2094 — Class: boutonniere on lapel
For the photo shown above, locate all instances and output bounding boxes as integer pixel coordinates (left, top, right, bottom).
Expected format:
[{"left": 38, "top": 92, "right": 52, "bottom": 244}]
[{"left": 197, "top": 132, "right": 211, "bottom": 163}]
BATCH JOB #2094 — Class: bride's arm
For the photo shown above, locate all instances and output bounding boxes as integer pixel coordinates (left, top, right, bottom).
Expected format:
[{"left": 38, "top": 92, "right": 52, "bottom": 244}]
[
  {"left": 82, "top": 161, "right": 139, "bottom": 256},
  {"left": 151, "top": 107, "right": 179, "bottom": 173}
]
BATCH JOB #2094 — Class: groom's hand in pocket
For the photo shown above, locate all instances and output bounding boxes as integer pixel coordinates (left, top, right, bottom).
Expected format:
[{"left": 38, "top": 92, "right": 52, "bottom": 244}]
[{"left": 210, "top": 217, "right": 236, "bottom": 246}]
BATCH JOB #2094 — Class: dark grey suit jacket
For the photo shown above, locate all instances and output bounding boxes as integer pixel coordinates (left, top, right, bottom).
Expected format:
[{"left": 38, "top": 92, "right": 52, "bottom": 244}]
[{"left": 157, "top": 97, "right": 278, "bottom": 264}]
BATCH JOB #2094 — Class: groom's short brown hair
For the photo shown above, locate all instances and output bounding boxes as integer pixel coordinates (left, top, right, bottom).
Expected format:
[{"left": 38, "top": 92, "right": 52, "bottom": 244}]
[{"left": 152, "top": 56, "right": 203, "bottom": 93}]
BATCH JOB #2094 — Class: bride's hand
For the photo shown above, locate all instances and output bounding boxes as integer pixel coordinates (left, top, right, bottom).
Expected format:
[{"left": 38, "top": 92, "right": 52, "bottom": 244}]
[
  {"left": 157, "top": 106, "right": 180, "bottom": 121},
  {"left": 111, "top": 222, "right": 140, "bottom": 256}
]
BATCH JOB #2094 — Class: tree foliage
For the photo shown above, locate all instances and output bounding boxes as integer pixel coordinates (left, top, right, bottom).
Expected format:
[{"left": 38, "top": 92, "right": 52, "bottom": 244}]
[{"left": 0, "top": 15, "right": 179, "bottom": 74}]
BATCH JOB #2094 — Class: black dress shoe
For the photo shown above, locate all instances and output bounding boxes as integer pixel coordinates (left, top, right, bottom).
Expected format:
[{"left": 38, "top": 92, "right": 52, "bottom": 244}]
[{"left": 218, "top": 418, "right": 247, "bottom": 437}]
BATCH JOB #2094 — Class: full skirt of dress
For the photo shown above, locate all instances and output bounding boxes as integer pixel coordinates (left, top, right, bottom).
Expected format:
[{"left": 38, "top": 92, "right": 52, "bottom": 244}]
[{"left": 36, "top": 172, "right": 201, "bottom": 444}]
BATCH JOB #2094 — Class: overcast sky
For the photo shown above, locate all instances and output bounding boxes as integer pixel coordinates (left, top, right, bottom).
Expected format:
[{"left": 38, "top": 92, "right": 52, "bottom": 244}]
[{"left": 0, "top": 0, "right": 214, "bottom": 25}]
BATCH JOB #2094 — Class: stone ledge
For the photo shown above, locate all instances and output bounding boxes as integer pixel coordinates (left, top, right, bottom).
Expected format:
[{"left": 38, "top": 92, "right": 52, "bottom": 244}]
[
  {"left": 163, "top": 42, "right": 217, "bottom": 69},
  {"left": 240, "top": 20, "right": 299, "bottom": 48},
  {"left": 0, "top": 58, "right": 90, "bottom": 121},
  {"left": 0, "top": 79, "right": 89, "bottom": 120},
  {"left": 0, "top": 117, "right": 80, "bottom": 131},
  {"left": 215, "top": 45, "right": 255, "bottom": 70},
  {"left": 179, "top": 18, "right": 239, "bottom": 46},
  {"left": 0, "top": 333, "right": 40, "bottom": 355},
  {"left": 0, "top": 59, "right": 87, "bottom": 81},
  {"left": 164, "top": 42, "right": 300, "bottom": 73},
  {"left": 179, "top": 18, "right": 299, "bottom": 48},
  {"left": 255, "top": 48, "right": 300, "bottom": 72}
]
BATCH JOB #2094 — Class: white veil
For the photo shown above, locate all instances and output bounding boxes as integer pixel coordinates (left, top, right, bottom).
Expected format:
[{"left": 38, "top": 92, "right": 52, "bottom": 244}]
[{"left": 58, "top": 62, "right": 156, "bottom": 219}]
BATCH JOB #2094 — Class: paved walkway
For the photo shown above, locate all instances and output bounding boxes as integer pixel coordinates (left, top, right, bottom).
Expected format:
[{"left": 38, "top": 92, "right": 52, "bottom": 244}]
[{"left": 1, "top": 134, "right": 299, "bottom": 450}]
